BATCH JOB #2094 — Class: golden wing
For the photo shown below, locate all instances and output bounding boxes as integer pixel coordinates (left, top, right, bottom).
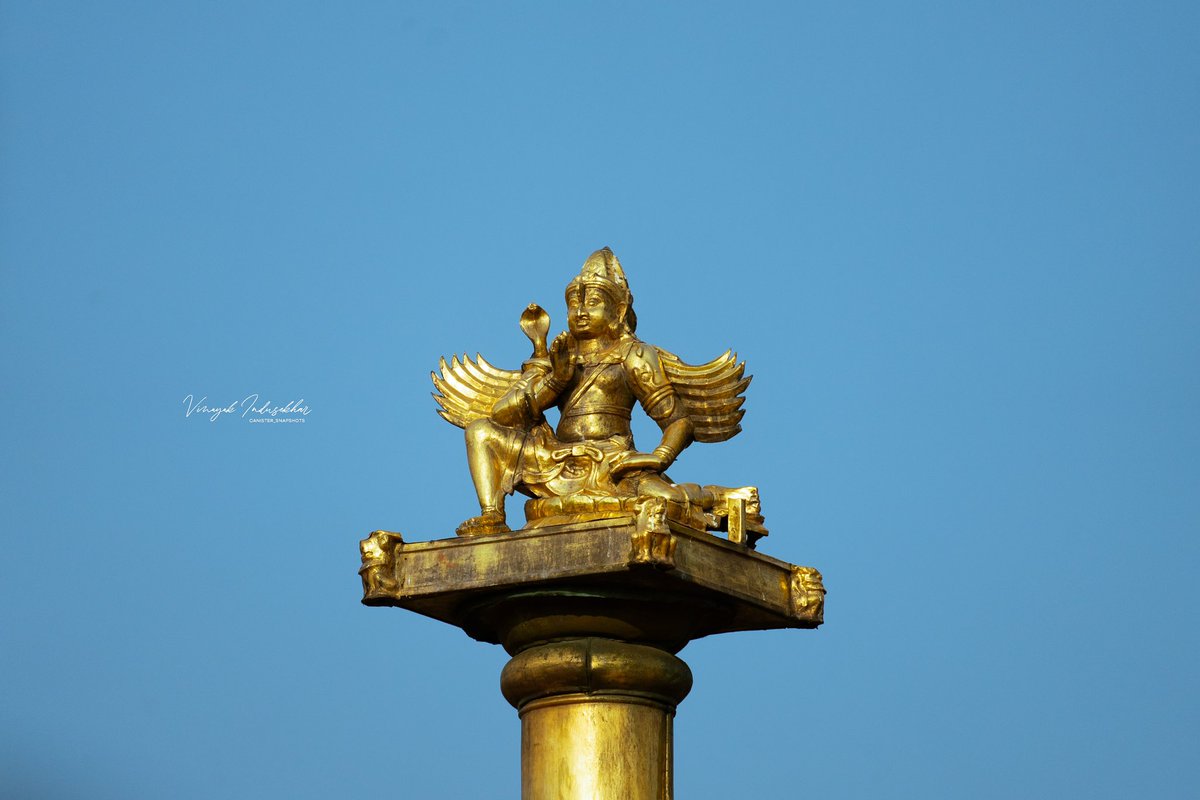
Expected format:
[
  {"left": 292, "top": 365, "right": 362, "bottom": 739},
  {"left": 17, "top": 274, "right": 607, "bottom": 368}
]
[
  {"left": 656, "top": 347, "right": 751, "bottom": 443},
  {"left": 431, "top": 353, "right": 521, "bottom": 428}
]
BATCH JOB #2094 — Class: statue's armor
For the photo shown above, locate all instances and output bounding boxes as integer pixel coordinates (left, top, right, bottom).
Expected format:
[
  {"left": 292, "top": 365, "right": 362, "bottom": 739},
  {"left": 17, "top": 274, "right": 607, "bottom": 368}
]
[
  {"left": 555, "top": 341, "right": 683, "bottom": 443},
  {"left": 485, "top": 338, "right": 685, "bottom": 501}
]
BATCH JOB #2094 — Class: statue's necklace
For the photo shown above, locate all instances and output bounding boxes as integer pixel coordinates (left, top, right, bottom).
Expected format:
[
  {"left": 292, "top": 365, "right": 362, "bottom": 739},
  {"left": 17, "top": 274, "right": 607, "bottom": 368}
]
[{"left": 572, "top": 341, "right": 623, "bottom": 368}]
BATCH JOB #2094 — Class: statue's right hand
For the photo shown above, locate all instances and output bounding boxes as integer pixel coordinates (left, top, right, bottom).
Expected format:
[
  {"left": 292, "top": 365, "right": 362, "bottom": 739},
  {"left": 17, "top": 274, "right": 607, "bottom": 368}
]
[{"left": 549, "top": 332, "right": 577, "bottom": 386}]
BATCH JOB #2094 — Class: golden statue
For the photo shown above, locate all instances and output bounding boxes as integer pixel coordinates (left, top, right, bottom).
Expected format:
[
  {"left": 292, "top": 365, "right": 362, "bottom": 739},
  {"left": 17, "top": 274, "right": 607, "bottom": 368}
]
[{"left": 433, "top": 247, "right": 766, "bottom": 540}]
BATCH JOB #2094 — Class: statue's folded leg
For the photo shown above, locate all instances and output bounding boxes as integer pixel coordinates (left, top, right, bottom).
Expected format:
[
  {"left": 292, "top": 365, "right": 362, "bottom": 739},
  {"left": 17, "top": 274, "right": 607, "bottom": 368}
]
[
  {"left": 458, "top": 419, "right": 526, "bottom": 536},
  {"left": 702, "top": 484, "right": 768, "bottom": 543},
  {"left": 628, "top": 474, "right": 690, "bottom": 504}
]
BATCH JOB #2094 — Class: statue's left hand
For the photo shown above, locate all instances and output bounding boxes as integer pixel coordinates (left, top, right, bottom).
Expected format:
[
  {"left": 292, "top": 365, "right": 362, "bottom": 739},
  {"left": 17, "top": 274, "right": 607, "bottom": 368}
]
[{"left": 610, "top": 452, "right": 667, "bottom": 482}]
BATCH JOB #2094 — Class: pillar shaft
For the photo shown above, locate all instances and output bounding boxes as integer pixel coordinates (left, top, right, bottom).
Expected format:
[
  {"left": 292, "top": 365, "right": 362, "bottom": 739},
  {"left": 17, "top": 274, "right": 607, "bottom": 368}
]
[
  {"left": 520, "top": 694, "right": 674, "bottom": 799},
  {"left": 501, "top": 638, "right": 693, "bottom": 800}
]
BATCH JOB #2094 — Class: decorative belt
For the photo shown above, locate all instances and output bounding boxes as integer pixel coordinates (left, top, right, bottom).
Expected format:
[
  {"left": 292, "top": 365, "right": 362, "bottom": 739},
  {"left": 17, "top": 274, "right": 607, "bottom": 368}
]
[{"left": 560, "top": 403, "right": 633, "bottom": 420}]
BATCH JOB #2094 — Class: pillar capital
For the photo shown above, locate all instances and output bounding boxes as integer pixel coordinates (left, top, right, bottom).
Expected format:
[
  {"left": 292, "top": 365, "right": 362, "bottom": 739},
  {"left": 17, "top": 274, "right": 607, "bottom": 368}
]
[{"left": 501, "top": 637, "right": 692, "bottom": 711}]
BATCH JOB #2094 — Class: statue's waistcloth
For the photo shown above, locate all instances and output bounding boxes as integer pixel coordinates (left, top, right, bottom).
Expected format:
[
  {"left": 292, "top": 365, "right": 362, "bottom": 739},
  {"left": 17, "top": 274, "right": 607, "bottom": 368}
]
[{"left": 497, "top": 422, "right": 634, "bottom": 500}]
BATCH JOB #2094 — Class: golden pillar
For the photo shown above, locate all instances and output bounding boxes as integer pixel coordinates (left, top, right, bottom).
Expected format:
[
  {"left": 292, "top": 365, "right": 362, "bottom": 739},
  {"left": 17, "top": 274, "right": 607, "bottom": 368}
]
[
  {"left": 502, "top": 638, "right": 691, "bottom": 799},
  {"left": 360, "top": 519, "right": 824, "bottom": 800}
]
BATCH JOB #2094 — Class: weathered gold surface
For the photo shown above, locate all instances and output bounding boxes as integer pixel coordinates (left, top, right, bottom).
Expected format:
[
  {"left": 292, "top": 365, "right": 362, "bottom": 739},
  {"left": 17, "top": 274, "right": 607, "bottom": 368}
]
[
  {"left": 432, "top": 247, "right": 764, "bottom": 539},
  {"left": 359, "top": 519, "right": 822, "bottom": 799},
  {"left": 359, "top": 519, "right": 821, "bottom": 654}
]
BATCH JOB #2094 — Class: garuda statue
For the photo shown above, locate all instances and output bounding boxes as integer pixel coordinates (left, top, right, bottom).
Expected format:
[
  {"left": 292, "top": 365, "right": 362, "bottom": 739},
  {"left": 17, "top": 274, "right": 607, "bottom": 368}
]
[{"left": 433, "top": 247, "right": 765, "bottom": 541}]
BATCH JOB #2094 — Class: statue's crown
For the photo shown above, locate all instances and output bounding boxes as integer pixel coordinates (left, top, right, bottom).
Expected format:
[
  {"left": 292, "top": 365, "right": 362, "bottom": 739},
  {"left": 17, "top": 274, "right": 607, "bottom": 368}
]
[{"left": 567, "top": 247, "right": 632, "bottom": 307}]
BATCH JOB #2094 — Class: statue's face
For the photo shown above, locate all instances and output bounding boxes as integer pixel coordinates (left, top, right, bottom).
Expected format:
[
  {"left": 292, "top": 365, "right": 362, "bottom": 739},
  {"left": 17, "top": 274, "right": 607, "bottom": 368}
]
[{"left": 567, "top": 285, "right": 623, "bottom": 340}]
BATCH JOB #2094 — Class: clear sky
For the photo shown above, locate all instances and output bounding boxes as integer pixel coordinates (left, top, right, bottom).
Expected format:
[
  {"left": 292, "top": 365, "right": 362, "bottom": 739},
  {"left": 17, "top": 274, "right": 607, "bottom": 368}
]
[{"left": 2, "top": 2, "right": 1197, "bottom": 798}]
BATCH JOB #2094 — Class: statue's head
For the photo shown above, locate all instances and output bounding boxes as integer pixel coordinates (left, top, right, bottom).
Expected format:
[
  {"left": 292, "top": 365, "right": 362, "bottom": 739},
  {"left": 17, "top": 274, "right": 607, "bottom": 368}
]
[{"left": 565, "top": 247, "right": 638, "bottom": 339}]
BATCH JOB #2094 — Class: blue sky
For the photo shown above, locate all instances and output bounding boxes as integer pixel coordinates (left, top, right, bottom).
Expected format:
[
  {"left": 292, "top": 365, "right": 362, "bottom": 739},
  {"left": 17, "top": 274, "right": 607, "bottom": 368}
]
[{"left": 2, "top": 2, "right": 1197, "bottom": 798}]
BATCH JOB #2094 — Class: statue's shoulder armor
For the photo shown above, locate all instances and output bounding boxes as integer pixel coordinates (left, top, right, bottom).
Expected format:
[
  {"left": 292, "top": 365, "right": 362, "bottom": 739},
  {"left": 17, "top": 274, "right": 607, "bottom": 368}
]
[
  {"left": 620, "top": 338, "right": 662, "bottom": 371},
  {"left": 621, "top": 338, "right": 677, "bottom": 420}
]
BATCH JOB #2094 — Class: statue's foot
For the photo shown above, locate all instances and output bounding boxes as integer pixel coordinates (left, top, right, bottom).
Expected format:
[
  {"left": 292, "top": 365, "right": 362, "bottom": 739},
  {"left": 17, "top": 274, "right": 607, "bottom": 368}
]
[
  {"left": 456, "top": 510, "right": 511, "bottom": 537},
  {"left": 703, "top": 485, "right": 768, "bottom": 539}
]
